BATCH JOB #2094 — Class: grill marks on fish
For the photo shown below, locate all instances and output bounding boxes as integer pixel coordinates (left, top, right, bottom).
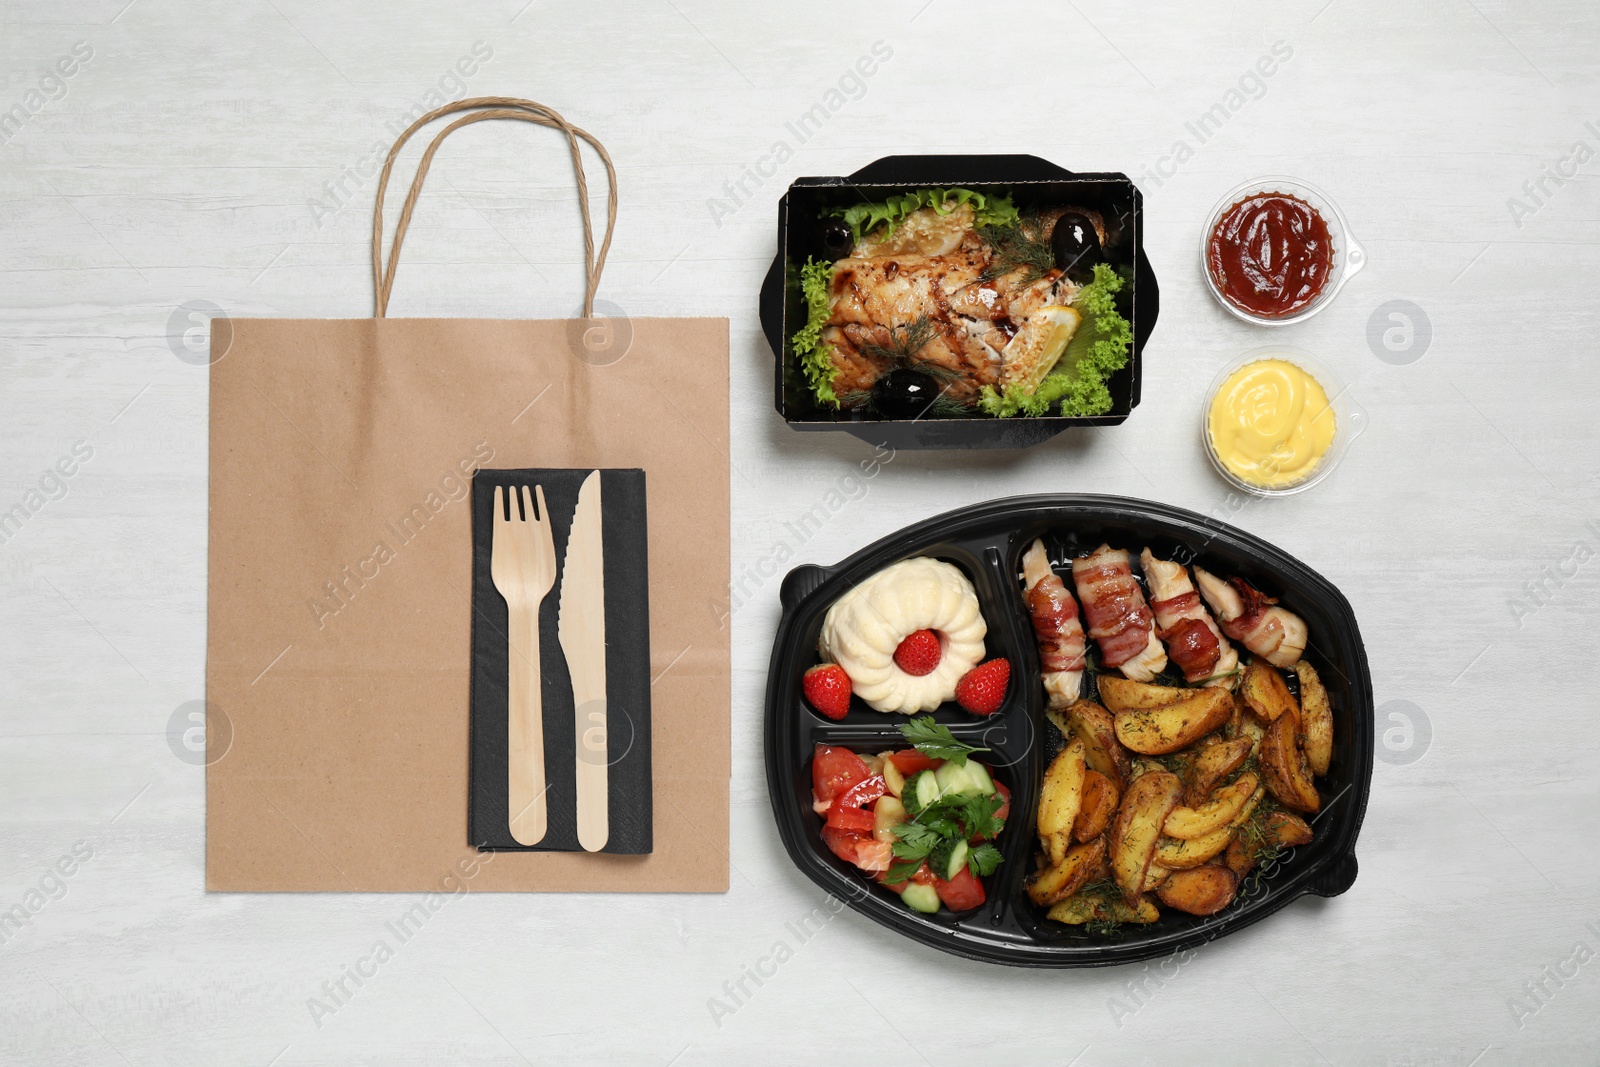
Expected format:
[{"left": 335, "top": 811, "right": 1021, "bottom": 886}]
[
  {"left": 819, "top": 209, "right": 1084, "bottom": 404},
  {"left": 826, "top": 253, "right": 1008, "bottom": 398}
]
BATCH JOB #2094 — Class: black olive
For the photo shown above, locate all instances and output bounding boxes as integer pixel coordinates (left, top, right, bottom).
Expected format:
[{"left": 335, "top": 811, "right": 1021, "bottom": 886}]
[
  {"left": 820, "top": 219, "right": 854, "bottom": 257},
  {"left": 872, "top": 368, "right": 939, "bottom": 419},
  {"left": 1051, "top": 211, "right": 1103, "bottom": 281}
]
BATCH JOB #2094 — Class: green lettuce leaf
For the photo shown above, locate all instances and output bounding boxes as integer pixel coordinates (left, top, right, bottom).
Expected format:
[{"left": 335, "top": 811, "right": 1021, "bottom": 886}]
[
  {"left": 791, "top": 256, "right": 839, "bottom": 406},
  {"left": 978, "top": 262, "right": 1133, "bottom": 419},
  {"left": 830, "top": 187, "right": 1019, "bottom": 243}
]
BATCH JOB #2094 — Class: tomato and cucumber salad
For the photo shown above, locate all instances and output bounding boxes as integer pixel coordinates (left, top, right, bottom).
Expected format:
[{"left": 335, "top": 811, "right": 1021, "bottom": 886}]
[{"left": 809, "top": 717, "right": 1008, "bottom": 915}]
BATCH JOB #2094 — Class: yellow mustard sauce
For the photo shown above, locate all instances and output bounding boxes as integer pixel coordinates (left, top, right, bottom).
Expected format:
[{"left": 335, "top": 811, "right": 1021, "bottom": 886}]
[{"left": 1207, "top": 359, "right": 1336, "bottom": 488}]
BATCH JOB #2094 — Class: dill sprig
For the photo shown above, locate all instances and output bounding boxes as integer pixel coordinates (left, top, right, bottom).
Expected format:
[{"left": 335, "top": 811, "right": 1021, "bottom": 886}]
[
  {"left": 840, "top": 315, "right": 977, "bottom": 417},
  {"left": 857, "top": 316, "right": 937, "bottom": 365},
  {"left": 978, "top": 208, "right": 1055, "bottom": 284},
  {"left": 1243, "top": 844, "right": 1284, "bottom": 898},
  {"left": 1078, "top": 878, "right": 1121, "bottom": 900}
]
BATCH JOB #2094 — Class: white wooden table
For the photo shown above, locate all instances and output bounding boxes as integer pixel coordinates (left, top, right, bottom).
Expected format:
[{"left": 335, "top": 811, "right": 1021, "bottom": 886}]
[{"left": 3, "top": 1, "right": 1596, "bottom": 1063}]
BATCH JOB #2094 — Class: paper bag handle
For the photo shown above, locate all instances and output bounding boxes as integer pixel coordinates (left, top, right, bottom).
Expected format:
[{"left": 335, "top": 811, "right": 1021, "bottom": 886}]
[{"left": 371, "top": 97, "right": 618, "bottom": 318}]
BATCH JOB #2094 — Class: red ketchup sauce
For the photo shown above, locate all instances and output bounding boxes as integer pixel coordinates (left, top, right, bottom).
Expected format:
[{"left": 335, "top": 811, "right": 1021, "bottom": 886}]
[{"left": 1206, "top": 193, "right": 1332, "bottom": 318}]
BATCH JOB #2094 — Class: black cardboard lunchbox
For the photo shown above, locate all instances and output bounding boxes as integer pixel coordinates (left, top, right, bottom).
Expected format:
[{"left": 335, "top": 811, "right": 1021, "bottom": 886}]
[
  {"left": 763, "top": 495, "right": 1372, "bottom": 967},
  {"left": 759, "top": 155, "right": 1159, "bottom": 451}
]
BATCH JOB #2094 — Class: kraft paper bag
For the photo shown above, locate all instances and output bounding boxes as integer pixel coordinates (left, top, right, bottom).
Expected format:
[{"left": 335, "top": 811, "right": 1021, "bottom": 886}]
[{"left": 205, "top": 98, "right": 729, "bottom": 891}]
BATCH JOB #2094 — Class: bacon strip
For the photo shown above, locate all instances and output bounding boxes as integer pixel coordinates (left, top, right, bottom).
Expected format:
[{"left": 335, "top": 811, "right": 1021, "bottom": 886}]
[
  {"left": 1142, "top": 549, "right": 1237, "bottom": 685},
  {"left": 1021, "top": 539, "right": 1085, "bottom": 707},
  {"left": 1149, "top": 590, "right": 1201, "bottom": 617},
  {"left": 1072, "top": 545, "right": 1161, "bottom": 671},
  {"left": 1193, "top": 568, "right": 1307, "bottom": 668},
  {"left": 1165, "top": 617, "right": 1220, "bottom": 675},
  {"left": 1026, "top": 582, "right": 1087, "bottom": 671}
]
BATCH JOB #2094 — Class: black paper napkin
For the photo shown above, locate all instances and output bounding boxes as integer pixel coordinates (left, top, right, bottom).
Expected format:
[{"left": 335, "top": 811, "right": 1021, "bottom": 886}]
[{"left": 468, "top": 468, "right": 652, "bottom": 853}]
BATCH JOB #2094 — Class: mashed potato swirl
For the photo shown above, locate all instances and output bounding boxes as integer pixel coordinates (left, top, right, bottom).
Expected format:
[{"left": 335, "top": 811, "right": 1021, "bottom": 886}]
[{"left": 817, "top": 557, "right": 987, "bottom": 714}]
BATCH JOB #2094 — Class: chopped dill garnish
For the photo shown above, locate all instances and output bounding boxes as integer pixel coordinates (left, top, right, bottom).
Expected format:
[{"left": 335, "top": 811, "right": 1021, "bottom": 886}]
[{"left": 977, "top": 210, "right": 1055, "bottom": 285}]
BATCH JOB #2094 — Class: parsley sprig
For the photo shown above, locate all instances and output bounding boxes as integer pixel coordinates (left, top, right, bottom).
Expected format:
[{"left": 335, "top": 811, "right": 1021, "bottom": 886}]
[
  {"left": 897, "top": 716, "right": 989, "bottom": 767},
  {"left": 877, "top": 718, "right": 1006, "bottom": 887},
  {"left": 882, "top": 787, "right": 1006, "bottom": 885}
]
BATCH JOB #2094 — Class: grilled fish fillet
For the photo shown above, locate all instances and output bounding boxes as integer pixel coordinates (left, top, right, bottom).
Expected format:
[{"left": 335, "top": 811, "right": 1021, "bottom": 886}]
[{"left": 817, "top": 204, "right": 1094, "bottom": 405}]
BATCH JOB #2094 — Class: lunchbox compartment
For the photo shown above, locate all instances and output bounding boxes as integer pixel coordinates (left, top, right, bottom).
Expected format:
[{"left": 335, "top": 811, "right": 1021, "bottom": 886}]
[
  {"left": 789, "top": 543, "right": 1030, "bottom": 727},
  {"left": 797, "top": 739, "right": 1019, "bottom": 928}
]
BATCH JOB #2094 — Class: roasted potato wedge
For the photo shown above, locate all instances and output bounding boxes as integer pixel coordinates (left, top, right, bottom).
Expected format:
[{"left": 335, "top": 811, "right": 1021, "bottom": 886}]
[
  {"left": 1295, "top": 661, "right": 1333, "bottom": 776},
  {"left": 1049, "top": 701, "right": 1132, "bottom": 789},
  {"left": 1113, "top": 687, "right": 1232, "bottom": 755},
  {"left": 1229, "top": 784, "right": 1265, "bottom": 828},
  {"left": 1037, "top": 738, "right": 1087, "bottom": 864},
  {"left": 1259, "top": 710, "right": 1321, "bottom": 813},
  {"left": 1163, "top": 772, "right": 1260, "bottom": 840},
  {"left": 1155, "top": 823, "right": 1235, "bottom": 869},
  {"left": 1241, "top": 659, "right": 1297, "bottom": 723},
  {"left": 1073, "top": 769, "right": 1120, "bottom": 843},
  {"left": 1109, "top": 770, "right": 1183, "bottom": 904},
  {"left": 1130, "top": 758, "right": 1167, "bottom": 778},
  {"left": 1156, "top": 864, "right": 1239, "bottom": 916},
  {"left": 1225, "top": 811, "right": 1313, "bottom": 876},
  {"left": 1238, "top": 712, "right": 1265, "bottom": 755},
  {"left": 1186, "top": 736, "right": 1254, "bottom": 804},
  {"left": 1046, "top": 893, "right": 1160, "bottom": 925},
  {"left": 1096, "top": 676, "right": 1193, "bottom": 714},
  {"left": 1222, "top": 831, "right": 1260, "bottom": 876},
  {"left": 1025, "top": 838, "right": 1105, "bottom": 906},
  {"left": 1223, "top": 835, "right": 1255, "bottom": 877},
  {"left": 1143, "top": 864, "right": 1170, "bottom": 891},
  {"left": 1265, "top": 810, "right": 1314, "bottom": 848}
]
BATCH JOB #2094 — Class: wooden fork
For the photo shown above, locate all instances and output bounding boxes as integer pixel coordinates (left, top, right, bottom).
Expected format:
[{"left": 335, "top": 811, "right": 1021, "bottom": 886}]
[{"left": 490, "top": 484, "right": 557, "bottom": 846}]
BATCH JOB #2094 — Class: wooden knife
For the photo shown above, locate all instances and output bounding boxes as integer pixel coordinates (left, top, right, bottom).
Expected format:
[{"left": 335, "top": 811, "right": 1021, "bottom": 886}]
[{"left": 557, "top": 471, "right": 608, "bottom": 852}]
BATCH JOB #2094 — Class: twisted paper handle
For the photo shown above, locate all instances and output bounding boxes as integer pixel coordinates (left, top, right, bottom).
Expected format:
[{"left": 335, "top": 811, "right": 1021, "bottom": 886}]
[{"left": 371, "top": 96, "right": 617, "bottom": 318}]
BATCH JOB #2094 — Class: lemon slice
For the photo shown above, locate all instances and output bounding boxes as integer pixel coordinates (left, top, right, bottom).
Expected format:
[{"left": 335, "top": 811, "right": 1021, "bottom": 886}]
[{"left": 1001, "top": 306, "right": 1082, "bottom": 395}]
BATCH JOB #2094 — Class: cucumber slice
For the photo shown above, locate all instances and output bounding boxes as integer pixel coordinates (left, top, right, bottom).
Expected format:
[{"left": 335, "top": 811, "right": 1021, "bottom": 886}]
[
  {"left": 901, "top": 882, "right": 940, "bottom": 914},
  {"left": 944, "top": 839, "right": 970, "bottom": 881},
  {"left": 910, "top": 770, "right": 941, "bottom": 812},
  {"left": 964, "top": 760, "right": 996, "bottom": 795},
  {"left": 934, "top": 761, "right": 979, "bottom": 797}
]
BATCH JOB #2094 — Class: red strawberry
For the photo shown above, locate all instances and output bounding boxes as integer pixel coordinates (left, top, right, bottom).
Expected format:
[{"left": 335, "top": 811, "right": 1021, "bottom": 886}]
[
  {"left": 893, "top": 629, "right": 942, "bottom": 677},
  {"left": 955, "top": 658, "right": 1010, "bottom": 715},
  {"left": 802, "top": 663, "right": 852, "bottom": 719}
]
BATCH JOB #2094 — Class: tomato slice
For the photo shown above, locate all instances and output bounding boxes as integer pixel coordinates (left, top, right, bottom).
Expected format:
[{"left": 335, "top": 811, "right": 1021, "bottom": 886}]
[
  {"left": 820, "top": 825, "right": 866, "bottom": 865},
  {"left": 833, "top": 775, "right": 885, "bottom": 812},
  {"left": 812, "top": 744, "right": 870, "bottom": 805},
  {"left": 826, "top": 806, "right": 875, "bottom": 833},
  {"left": 886, "top": 749, "right": 941, "bottom": 775},
  {"left": 853, "top": 839, "right": 892, "bottom": 872},
  {"left": 933, "top": 865, "right": 986, "bottom": 911},
  {"left": 825, "top": 774, "right": 885, "bottom": 831},
  {"left": 820, "top": 826, "right": 890, "bottom": 872}
]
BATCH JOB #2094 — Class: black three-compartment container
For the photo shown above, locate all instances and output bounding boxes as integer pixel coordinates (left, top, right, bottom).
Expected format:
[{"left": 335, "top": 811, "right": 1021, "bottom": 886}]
[{"left": 763, "top": 495, "right": 1372, "bottom": 967}]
